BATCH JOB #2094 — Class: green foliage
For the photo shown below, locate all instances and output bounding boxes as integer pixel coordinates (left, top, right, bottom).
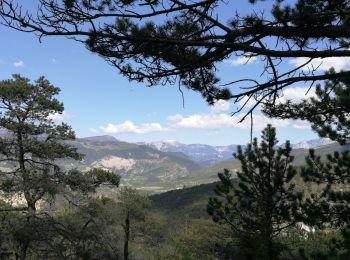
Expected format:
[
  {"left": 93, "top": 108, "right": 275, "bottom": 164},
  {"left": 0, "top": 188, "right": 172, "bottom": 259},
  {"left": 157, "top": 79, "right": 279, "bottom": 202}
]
[
  {"left": 0, "top": 75, "right": 122, "bottom": 259},
  {"left": 272, "top": 1, "right": 350, "bottom": 27},
  {"left": 115, "top": 187, "right": 151, "bottom": 259},
  {"left": 117, "top": 186, "right": 152, "bottom": 220},
  {"left": 0, "top": 75, "right": 82, "bottom": 212},
  {"left": 150, "top": 182, "right": 217, "bottom": 221},
  {"left": 301, "top": 150, "right": 350, "bottom": 228},
  {"left": 208, "top": 125, "right": 302, "bottom": 259},
  {"left": 279, "top": 230, "right": 349, "bottom": 260},
  {"left": 50, "top": 196, "right": 122, "bottom": 259},
  {"left": 65, "top": 168, "right": 120, "bottom": 193},
  {"left": 172, "top": 219, "right": 232, "bottom": 260}
]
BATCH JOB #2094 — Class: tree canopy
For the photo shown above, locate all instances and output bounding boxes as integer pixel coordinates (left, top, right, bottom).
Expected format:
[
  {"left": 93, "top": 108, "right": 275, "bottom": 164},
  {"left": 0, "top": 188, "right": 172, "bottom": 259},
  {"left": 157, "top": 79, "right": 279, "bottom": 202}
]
[
  {"left": 208, "top": 125, "right": 302, "bottom": 259},
  {"left": 0, "top": 75, "right": 121, "bottom": 259},
  {"left": 1, "top": 0, "right": 349, "bottom": 113}
]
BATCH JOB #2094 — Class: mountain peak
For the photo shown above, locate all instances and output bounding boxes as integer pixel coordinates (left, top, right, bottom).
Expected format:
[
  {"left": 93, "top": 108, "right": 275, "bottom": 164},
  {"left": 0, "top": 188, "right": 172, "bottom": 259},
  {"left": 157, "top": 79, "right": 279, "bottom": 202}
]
[
  {"left": 81, "top": 135, "right": 118, "bottom": 142},
  {"left": 292, "top": 138, "right": 334, "bottom": 149}
]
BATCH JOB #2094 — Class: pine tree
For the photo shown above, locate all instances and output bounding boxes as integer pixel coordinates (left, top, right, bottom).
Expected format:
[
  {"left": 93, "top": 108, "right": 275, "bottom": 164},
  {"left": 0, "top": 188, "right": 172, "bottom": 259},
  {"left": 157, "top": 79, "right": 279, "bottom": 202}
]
[
  {"left": 0, "top": 75, "right": 82, "bottom": 213},
  {"left": 299, "top": 149, "right": 350, "bottom": 258},
  {"left": 302, "top": 149, "right": 350, "bottom": 228},
  {"left": 0, "top": 75, "right": 121, "bottom": 259},
  {"left": 116, "top": 187, "right": 151, "bottom": 260},
  {"left": 207, "top": 125, "right": 302, "bottom": 259},
  {"left": 1, "top": 1, "right": 350, "bottom": 108}
]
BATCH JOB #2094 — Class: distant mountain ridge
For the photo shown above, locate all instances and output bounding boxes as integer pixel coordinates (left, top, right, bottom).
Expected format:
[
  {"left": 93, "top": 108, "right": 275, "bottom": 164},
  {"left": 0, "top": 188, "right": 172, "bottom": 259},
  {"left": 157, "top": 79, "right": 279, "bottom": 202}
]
[
  {"left": 291, "top": 138, "right": 335, "bottom": 149},
  {"left": 0, "top": 134, "right": 340, "bottom": 194},
  {"left": 138, "top": 138, "right": 336, "bottom": 167},
  {"left": 81, "top": 135, "right": 119, "bottom": 142},
  {"left": 137, "top": 140, "right": 240, "bottom": 167}
]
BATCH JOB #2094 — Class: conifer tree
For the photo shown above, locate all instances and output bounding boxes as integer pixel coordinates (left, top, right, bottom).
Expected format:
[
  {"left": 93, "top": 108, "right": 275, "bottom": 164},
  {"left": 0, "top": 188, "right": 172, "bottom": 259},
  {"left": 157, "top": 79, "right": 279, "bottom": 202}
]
[
  {"left": 0, "top": 75, "right": 120, "bottom": 259},
  {"left": 0, "top": 75, "right": 82, "bottom": 259},
  {"left": 0, "top": 75, "right": 81, "bottom": 214},
  {"left": 207, "top": 125, "right": 302, "bottom": 259},
  {"left": 1, "top": 1, "right": 350, "bottom": 109},
  {"left": 302, "top": 149, "right": 350, "bottom": 228},
  {"left": 116, "top": 187, "right": 151, "bottom": 260},
  {"left": 299, "top": 149, "right": 350, "bottom": 258}
]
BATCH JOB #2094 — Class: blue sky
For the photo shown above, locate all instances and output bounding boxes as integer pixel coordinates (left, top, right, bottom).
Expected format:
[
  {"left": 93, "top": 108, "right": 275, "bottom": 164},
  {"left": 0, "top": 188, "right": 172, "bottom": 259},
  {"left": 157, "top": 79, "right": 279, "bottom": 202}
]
[{"left": 0, "top": 1, "right": 345, "bottom": 145}]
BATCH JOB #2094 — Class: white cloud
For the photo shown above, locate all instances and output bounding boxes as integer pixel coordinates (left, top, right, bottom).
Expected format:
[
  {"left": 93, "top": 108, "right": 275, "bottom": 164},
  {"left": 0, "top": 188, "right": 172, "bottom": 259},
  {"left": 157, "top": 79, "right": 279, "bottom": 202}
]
[
  {"left": 168, "top": 113, "right": 233, "bottom": 129},
  {"left": 94, "top": 120, "right": 167, "bottom": 134},
  {"left": 293, "top": 120, "right": 311, "bottom": 129},
  {"left": 13, "top": 60, "right": 24, "bottom": 67},
  {"left": 278, "top": 86, "right": 317, "bottom": 104},
  {"left": 167, "top": 113, "right": 289, "bottom": 130},
  {"left": 290, "top": 57, "right": 350, "bottom": 71},
  {"left": 237, "top": 86, "right": 317, "bottom": 109},
  {"left": 48, "top": 111, "right": 73, "bottom": 122},
  {"left": 210, "top": 99, "right": 230, "bottom": 113},
  {"left": 226, "top": 56, "right": 257, "bottom": 66}
]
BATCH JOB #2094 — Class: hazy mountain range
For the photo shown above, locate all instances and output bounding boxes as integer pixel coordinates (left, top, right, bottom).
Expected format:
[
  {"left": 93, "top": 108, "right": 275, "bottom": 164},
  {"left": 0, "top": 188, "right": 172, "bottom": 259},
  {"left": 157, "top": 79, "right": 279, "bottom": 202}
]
[
  {"left": 0, "top": 134, "right": 340, "bottom": 193},
  {"left": 137, "top": 140, "right": 239, "bottom": 166},
  {"left": 138, "top": 137, "right": 335, "bottom": 166}
]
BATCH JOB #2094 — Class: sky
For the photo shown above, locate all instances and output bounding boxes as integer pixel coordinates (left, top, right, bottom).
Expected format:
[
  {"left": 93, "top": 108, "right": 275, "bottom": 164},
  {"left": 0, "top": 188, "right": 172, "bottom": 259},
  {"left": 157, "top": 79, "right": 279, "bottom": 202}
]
[{"left": 0, "top": 1, "right": 346, "bottom": 146}]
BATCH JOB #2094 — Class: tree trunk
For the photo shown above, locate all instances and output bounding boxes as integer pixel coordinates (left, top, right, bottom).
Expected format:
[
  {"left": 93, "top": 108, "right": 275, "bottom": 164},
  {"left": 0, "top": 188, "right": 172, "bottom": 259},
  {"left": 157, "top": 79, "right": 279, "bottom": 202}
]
[
  {"left": 267, "top": 238, "right": 274, "bottom": 260},
  {"left": 17, "top": 130, "right": 33, "bottom": 260},
  {"left": 19, "top": 244, "right": 27, "bottom": 260},
  {"left": 124, "top": 211, "right": 130, "bottom": 260}
]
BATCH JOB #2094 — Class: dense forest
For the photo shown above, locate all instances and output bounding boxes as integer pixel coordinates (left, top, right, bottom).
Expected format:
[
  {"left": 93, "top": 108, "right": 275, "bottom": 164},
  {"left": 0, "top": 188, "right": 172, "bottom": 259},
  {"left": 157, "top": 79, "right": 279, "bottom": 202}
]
[{"left": 0, "top": 0, "right": 349, "bottom": 259}]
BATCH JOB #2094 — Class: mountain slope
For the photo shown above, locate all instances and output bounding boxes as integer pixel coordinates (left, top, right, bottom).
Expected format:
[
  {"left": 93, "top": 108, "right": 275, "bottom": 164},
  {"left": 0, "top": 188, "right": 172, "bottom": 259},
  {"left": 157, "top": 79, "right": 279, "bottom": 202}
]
[
  {"left": 139, "top": 140, "right": 239, "bottom": 166},
  {"left": 172, "top": 142, "right": 349, "bottom": 188},
  {"left": 62, "top": 138, "right": 202, "bottom": 192},
  {"left": 150, "top": 182, "right": 218, "bottom": 219},
  {"left": 66, "top": 137, "right": 345, "bottom": 193},
  {"left": 140, "top": 138, "right": 336, "bottom": 167}
]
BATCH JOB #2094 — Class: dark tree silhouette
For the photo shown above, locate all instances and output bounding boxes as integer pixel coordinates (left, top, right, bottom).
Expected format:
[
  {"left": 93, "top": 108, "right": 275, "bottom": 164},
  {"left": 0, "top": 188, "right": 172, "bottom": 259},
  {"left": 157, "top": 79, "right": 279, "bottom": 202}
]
[
  {"left": 207, "top": 125, "right": 302, "bottom": 259},
  {"left": 302, "top": 149, "right": 350, "bottom": 229},
  {"left": 1, "top": 1, "right": 350, "bottom": 117}
]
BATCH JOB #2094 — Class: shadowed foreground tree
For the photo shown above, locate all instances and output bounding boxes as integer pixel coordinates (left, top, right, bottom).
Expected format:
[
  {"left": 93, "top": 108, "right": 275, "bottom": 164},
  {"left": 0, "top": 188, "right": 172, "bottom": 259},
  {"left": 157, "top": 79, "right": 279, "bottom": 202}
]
[
  {"left": 0, "top": 75, "right": 120, "bottom": 259},
  {"left": 0, "top": 74, "right": 82, "bottom": 259},
  {"left": 116, "top": 187, "right": 151, "bottom": 260},
  {"left": 207, "top": 125, "right": 302, "bottom": 259},
  {"left": 1, "top": 1, "right": 350, "bottom": 115},
  {"left": 302, "top": 150, "right": 350, "bottom": 227},
  {"left": 299, "top": 150, "right": 350, "bottom": 259}
]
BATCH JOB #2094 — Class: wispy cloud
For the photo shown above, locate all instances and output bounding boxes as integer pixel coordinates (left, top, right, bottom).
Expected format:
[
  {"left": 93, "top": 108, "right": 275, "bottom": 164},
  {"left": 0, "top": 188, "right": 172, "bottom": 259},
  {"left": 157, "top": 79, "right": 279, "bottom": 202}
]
[
  {"left": 91, "top": 120, "right": 167, "bottom": 135},
  {"left": 225, "top": 56, "right": 257, "bottom": 66},
  {"left": 210, "top": 99, "right": 230, "bottom": 113},
  {"left": 13, "top": 60, "right": 25, "bottom": 67},
  {"left": 290, "top": 57, "right": 350, "bottom": 71}
]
